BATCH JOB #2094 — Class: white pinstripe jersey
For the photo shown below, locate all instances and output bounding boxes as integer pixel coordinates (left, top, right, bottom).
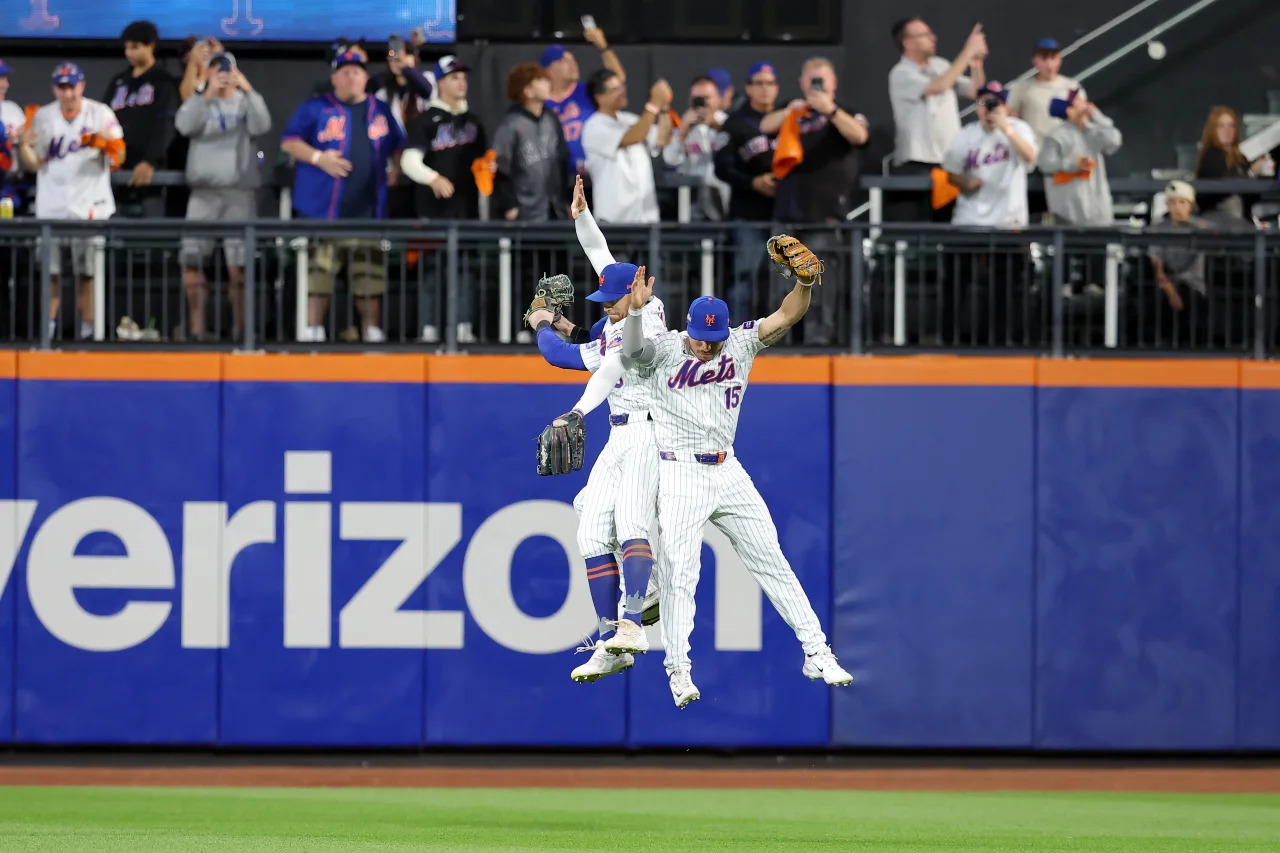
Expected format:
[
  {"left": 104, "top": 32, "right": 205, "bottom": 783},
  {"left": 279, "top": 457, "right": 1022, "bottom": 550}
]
[
  {"left": 641, "top": 320, "right": 768, "bottom": 452},
  {"left": 579, "top": 297, "right": 667, "bottom": 417}
]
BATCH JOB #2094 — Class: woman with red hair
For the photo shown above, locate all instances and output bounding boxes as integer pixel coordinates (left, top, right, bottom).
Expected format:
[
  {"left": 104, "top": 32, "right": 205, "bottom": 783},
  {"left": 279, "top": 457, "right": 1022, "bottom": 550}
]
[{"left": 1193, "top": 106, "right": 1274, "bottom": 218}]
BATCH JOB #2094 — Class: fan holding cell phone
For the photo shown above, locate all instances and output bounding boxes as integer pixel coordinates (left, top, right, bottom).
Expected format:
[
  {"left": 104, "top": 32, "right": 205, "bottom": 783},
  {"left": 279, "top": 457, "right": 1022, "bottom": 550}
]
[{"left": 538, "top": 16, "right": 628, "bottom": 178}]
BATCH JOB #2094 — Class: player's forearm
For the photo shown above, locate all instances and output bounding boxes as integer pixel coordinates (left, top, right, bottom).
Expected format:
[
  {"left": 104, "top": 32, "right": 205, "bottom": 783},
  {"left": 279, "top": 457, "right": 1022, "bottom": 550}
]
[
  {"left": 759, "top": 283, "right": 812, "bottom": 346},
  {"left": 572, "top": 354, "right": 625, "bottom": 415},
  {"left": 536, "top": 327, "right": 588, "bottom": 371},
  {"left": 575, "top": 206, "right": 617, "bottom": 274},
  {"left": 621, "top": 308, "right": 656, "bottom": 364}
]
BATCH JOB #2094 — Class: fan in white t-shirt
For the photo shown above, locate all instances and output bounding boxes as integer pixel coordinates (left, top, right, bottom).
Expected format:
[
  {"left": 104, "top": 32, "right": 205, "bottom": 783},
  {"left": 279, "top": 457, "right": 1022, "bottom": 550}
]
[
  {"left": 580, "top": 70, "right": 674, "bottom": 224},
  {"left": 941, "top": 81, "right": 1039, "bottom": 228}
]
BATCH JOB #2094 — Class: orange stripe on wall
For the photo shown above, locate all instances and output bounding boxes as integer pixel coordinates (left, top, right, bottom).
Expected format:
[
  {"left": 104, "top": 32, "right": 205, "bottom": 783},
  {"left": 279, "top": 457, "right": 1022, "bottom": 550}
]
[
  {"left": 0, "top": 351, "right": 16, "bottom": 380},
  {"left": 833, "top": 356, "right": 1037, "bottom": 386},
  {"left": 1240, "top": 362, "right": 1280, "bottom": 390},
  {"left": 426, "top": 355, "right": 584, "bottom": 384},
  {"left": 1037, "top": 358, "right": 1239, "bottom": 389},
  {"left": 222, "top": 353, "right": 426, "bottom": 383},
  {"left": 750, "top": 356, "right": 830, "bottom": 384},
  {"left": 19, "top": 352, "right": 221, "bottom": 381}
]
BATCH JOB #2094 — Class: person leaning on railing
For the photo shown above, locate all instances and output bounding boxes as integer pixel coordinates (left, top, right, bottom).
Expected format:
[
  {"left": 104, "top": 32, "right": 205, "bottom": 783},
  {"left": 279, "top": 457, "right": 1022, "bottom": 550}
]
[
  {"left": 279, "top": 46, "right": 406, "bottom": 344},
  {"left": 174, "top": 51, "right": 271, "bottom": 343}
]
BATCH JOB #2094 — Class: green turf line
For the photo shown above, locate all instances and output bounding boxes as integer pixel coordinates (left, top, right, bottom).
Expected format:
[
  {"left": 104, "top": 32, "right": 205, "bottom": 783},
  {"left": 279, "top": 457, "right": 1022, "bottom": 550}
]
[{"left": 0, "top": 786, "right": 1277, "bottom": 852}]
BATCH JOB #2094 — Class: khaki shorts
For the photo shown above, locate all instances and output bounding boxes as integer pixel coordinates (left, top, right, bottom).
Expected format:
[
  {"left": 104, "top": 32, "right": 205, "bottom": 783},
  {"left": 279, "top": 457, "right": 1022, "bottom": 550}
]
[
  {"left": 37, "top": 237, "right": 96, "bottom": 277},
  {"left": 309, "top": 240, "right": 386, "bottom": 297},
  {"left": 181, "top": 188, "right": 255, "bottom": 269}
]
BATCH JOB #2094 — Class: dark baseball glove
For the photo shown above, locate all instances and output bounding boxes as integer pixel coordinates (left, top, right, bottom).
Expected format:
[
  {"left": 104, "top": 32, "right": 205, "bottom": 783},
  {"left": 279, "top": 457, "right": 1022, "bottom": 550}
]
[
  {"left": 524, "top": 272, "right": 576, "bottom": 328},
  {"left": 767, "top": 234, "right": 824, "bottom": 286},
  {"left": 536, "top": 409, "right": 586, "bottom": 476}
]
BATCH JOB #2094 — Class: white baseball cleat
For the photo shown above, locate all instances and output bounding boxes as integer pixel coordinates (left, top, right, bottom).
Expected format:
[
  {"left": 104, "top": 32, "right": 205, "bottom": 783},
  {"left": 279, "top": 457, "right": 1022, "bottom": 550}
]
[
  {"left": 602, "top": 619, "right": 649, "bottom": 655},
  {"left": 803, "top": 646, "right": 855, "bottom": 686},
  {"left": 640, "top": 590, "right": 661, "bottom": 626},
  {"left": 669, "top": 668, "right": 700, "bottom": 709},
  {"left": 570, "top": 641, "right": 634, "bottom": 683}
]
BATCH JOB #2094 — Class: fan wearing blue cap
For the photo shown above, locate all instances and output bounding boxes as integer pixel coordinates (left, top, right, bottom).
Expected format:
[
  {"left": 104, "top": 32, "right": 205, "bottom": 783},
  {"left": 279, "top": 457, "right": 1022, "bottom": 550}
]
[
  {"left": 541, "top": 21, "right": 626, "bottom": 176},
  {"left": 1005, "top": 37, "right": 1085, "bottom": 143},
  {"left": 612, "top": 234, "right": 853, "bottom": 707}
]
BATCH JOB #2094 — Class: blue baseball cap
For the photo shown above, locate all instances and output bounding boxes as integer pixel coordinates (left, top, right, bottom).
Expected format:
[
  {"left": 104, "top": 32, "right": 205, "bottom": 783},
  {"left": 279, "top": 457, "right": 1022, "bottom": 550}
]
[
  {"left": 977, "top": 81, "right": 1009, "bottom": 103},
  {"left": 52, "top": 62, "right": 84, "bottom": 86},
  {"left": 586, "top": 262, "right": 638, "bottom": 303},
  {"left": 331, "top": 48, "right": 366, "bottom": 71},
  {"left": 1035, "top": 37, "right": 1061, "bottom": 52},
  {"left": 746, "top": 61, "right": 776, "bottom": 82},
  {"left": 433, "top": 54, "right": 468, "bottom": 80},
  {"left": 707, "top": 67, "right": 732, "bottom": 95},
  {"left": 0, "top": 60, "right": 11, "bottom": 77},
  {"left": 540, "top": 44, "right": 568, "bottom": 68},
  {"left": 685, "top": 296, "right": 730, "bottom": 343}
]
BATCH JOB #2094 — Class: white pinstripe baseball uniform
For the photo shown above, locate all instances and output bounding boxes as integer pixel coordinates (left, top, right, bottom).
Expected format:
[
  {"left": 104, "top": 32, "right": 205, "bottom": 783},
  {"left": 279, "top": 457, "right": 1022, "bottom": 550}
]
[{"left": 625, "top": 319, "right": 830, "bottom": 676}]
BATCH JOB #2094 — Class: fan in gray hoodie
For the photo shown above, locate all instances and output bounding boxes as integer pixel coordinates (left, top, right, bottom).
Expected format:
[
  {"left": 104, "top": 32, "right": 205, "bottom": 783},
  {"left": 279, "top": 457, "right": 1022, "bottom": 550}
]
[
  {"left": 173, "top": 53, "right": 272, "bottom": 341},
  {"left": 1037, "top": 90, "right": 1122, "bottom": 225}
]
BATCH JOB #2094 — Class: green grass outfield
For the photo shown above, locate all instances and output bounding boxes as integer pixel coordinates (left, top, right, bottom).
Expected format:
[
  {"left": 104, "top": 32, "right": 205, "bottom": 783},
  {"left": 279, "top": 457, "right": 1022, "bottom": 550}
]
[{"left": 0, "top": 786, "right": 1278, "bottom": 852}]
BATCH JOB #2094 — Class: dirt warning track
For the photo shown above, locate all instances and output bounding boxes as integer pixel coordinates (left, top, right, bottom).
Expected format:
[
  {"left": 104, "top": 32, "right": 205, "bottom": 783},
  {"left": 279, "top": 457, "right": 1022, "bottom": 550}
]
[{"left": 0, "top": 765, "right": 1277, "bottom": 793}]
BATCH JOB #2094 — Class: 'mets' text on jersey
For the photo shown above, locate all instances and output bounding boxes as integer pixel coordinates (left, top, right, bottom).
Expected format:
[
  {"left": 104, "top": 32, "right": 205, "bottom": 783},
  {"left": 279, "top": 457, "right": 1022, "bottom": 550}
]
[{"left": 640, "top": 320, "right": 768, "bottom": 453}]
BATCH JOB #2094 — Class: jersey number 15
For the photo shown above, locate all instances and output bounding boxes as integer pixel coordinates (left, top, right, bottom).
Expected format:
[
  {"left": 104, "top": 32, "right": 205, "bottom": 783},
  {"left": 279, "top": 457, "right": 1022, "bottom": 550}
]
[{"left": 724, "top": 386, "right": 741, "bottom": 409}]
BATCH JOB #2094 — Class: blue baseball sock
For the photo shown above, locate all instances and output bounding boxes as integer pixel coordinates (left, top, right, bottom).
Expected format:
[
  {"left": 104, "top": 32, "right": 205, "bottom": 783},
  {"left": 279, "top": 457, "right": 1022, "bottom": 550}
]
[
  {"left": 584, "top": 553, "right": 620, "bottom": 639},
  {"left": 620, "top": 539, "right": 654, "bottom": 626}
]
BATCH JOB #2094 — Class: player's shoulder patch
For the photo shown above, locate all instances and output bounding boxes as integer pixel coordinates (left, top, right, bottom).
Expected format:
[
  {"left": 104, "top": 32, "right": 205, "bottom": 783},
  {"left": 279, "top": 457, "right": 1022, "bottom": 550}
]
[{"left": 742, "top": 320, "right": 755, "bottom": 330}]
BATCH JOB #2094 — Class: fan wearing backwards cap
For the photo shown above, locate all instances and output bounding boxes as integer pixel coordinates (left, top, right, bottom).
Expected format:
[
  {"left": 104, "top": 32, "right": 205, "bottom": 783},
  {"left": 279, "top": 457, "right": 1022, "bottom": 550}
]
[{"left": 539, "top": 21, "right": 626, "bottom": 177}]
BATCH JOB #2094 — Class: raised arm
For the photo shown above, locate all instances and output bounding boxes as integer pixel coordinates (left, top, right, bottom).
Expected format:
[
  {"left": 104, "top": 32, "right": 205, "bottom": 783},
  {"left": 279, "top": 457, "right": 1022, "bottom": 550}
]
[
  {"left": 571, "top": 175, "right": 617, "bottom": 274},
  {"left": 569, "top": 351, "right": 627, "bottom": 416},
  {"left": 621, "top": 265, "right": 657, "bottom": 366},
  {"left": 756, "top": 235, "right": 818, "bottom": 345}
]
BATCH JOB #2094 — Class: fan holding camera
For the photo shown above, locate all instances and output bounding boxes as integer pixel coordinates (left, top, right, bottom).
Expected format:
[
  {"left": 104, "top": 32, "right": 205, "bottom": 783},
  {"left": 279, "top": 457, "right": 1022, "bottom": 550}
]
[
  {"left": 940, "top": 81, "right": 1038, "bottom": 228},
  {"left": 661, "top": 76, "right": 731, "bottom": 221}
]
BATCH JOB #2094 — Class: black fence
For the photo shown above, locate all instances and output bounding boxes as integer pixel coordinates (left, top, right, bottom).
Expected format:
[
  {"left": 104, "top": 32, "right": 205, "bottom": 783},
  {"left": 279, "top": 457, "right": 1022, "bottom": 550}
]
[{"left": 1, "top": 218, "right": 1277, "bottom": 357}]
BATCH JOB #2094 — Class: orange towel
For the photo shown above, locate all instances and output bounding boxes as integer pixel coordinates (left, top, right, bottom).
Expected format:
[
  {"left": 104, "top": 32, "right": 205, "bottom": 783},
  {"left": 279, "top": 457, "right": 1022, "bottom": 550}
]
[
  {"left": 23, "top": 104, "right": 38, "bottom": 129},
  {"left": 1053, "top": 161, "right": 1096, "bottom": 184},
  {"left": 471, "top": 148, "right": 496, "bottom": 196},
  {"left": 772, "top": 108, "right": 805, "bottom": 179},
  {"left": 80, "top": 132, "right": 126, "bottom": 171},
  {"left": 931, "top": 168, "right": 960, "bottom": 210}
]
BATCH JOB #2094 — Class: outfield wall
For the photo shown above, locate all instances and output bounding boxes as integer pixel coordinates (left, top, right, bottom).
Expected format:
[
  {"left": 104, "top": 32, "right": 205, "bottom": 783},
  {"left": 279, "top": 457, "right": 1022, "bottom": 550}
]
[{"left": 0, "top": 352, "right": 1275, "bottom": 751}]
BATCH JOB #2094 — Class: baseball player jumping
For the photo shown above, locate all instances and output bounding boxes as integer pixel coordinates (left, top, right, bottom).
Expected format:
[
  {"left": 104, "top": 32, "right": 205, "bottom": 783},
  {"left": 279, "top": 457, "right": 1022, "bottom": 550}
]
[
  {"left": 615, "top": 239, "right": 854, "bottom": 708},
  {"left": 526, "top": 175, "right": 668, "bottom": 683}
]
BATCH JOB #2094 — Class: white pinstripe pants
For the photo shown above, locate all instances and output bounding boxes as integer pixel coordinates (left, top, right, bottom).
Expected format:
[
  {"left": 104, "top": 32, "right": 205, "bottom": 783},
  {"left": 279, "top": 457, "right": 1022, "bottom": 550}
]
[
  {"left": 656, "top": 456, "right": 827, "bottom": 674},
  {"left": 573, "top": 421, "right": 664, "bottom": 594}
]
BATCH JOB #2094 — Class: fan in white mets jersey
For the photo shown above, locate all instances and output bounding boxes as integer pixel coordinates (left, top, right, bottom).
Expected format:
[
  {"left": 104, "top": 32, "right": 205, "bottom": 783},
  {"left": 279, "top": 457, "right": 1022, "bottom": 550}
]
[
  {"left": 618, "top": 253, "right": 853, "bottom": 709},
  {"left": 526, "top": 176, "right": 669, "bottom": 684}
]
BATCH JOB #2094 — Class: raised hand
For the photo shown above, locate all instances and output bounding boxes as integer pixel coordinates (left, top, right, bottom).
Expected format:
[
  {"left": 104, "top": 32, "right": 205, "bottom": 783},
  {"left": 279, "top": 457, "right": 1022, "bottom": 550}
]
[
  {"left": 570, "top": 174, "right": 587, "bottom": 220},
  {"left": 630, "top": 265, "right": 654, "bottom": 310}
]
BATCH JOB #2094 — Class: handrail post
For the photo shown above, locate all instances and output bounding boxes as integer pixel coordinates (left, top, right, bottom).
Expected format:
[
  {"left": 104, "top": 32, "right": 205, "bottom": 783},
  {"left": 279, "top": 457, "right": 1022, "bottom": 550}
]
[
  {"left": 648, "top": 225, "right": 662, "bottom": 285},
  {"left": 39, "top": 223, "right": 52, "bottom": 349},
  {"left": 445, "top": 224, "right": 459, "bottom": 353},
  {"left": 294, "top": 237, "right": 309, "bottom": 341},
  {"left": 850, "top": 226, "right": 864, "bottom": 354},
  {"left": 498, "top": 236, "right": 513, "bottom": 344},
  {"left": 243, "top": 223, "right": 257, "bottom": 352},
  {"left": 1052, "top": 230, "right": 1066, "bottom": 357},
  {"left": 1255, "top": 231, "right": 1267, "bottom": 361},
  {"left": 892, "top": 239, "right": 907, "bottom": 346},
  {"left": 92, "top": 232, "right": 106, "bottom": 341},
  {"left": 700, "top": 238, "right": 715, "bottom": 298}
]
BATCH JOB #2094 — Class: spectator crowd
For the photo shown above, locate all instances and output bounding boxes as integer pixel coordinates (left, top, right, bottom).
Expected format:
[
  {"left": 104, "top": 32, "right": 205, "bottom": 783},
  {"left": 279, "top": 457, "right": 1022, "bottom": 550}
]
[{"left": 0, "top": 18, "right": 1277, "bottom": 344}]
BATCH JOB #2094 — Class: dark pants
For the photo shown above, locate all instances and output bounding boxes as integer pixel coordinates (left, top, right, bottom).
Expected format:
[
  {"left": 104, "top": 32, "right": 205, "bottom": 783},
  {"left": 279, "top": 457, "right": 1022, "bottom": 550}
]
[
  {"left": 887, "top": 160, "right": 955, "bottom": 224},
  {"left": 729, "top": 223, "right": 770, "bottom": 325}
]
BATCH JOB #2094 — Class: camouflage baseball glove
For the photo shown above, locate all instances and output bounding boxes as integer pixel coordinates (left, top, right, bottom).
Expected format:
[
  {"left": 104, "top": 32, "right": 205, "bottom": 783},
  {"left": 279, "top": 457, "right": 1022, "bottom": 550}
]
[
  {"left": 767, "top": 235, "right": 824, "bottom": 286},
  {"left": 524, "top": 272, "right": 576, "bottom": 328},
  {"left": 536, "top": 409, "right": 586, "bottom": 476}
]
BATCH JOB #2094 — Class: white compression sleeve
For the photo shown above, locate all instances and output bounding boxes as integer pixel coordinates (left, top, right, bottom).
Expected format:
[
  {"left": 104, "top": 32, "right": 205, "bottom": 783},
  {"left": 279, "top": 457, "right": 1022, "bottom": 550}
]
[
  {"left": 575, "top": 206, "right": 617, "bottom": 275},
  {"left": 399, "top": 148, "right": 439, "bottom": 185},
  {"left": 572, "top": 352, "right": 625, "bottom": 416}
]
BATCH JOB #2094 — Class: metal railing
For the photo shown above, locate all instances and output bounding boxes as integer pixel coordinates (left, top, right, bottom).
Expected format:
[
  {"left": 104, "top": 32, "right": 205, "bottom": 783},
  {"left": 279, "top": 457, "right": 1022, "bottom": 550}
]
[{"left": 2, "top": 218, "right": 1279, "bottom": 358}]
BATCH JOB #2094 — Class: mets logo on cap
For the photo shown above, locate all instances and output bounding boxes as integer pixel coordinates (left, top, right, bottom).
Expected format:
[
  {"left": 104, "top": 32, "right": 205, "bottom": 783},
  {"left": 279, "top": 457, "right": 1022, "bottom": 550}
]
[{"left": 52, "top": 62, "right": 84, "bottom": 86}]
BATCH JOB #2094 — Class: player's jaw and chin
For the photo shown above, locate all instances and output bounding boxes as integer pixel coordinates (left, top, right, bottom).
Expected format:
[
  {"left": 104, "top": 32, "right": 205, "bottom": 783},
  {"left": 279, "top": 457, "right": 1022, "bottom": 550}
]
[{"left": 684, "top": 337, "right": 724, "bottom": 363}]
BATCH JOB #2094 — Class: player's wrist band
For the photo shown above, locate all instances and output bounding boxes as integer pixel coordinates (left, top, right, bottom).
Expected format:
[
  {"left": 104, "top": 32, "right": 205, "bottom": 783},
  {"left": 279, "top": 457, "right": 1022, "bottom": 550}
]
[
  {"left": 310, "top": 150, "right": 321, "bottom": 165},
  {"left": 535, "top": 320, "right": 552, "bottom": 333}
]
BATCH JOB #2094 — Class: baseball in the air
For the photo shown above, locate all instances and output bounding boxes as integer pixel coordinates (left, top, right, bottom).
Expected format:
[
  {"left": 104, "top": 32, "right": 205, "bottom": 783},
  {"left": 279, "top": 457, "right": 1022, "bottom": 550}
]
[{"left": 1147, "top": 40, "right": 1166, "bottom": 60}]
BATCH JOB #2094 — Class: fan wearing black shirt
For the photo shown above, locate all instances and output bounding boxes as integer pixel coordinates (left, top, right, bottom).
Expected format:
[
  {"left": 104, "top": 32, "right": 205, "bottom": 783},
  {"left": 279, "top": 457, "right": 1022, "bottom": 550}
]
[
  {"left": 105, "top": 20, "right": 179, "bottom": 216},
  {"left": 774, "top": 58, "right": 869, "bottom": 345},
  {"left": 714, "top": 61, "right": 783, "bottom": 324}
]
